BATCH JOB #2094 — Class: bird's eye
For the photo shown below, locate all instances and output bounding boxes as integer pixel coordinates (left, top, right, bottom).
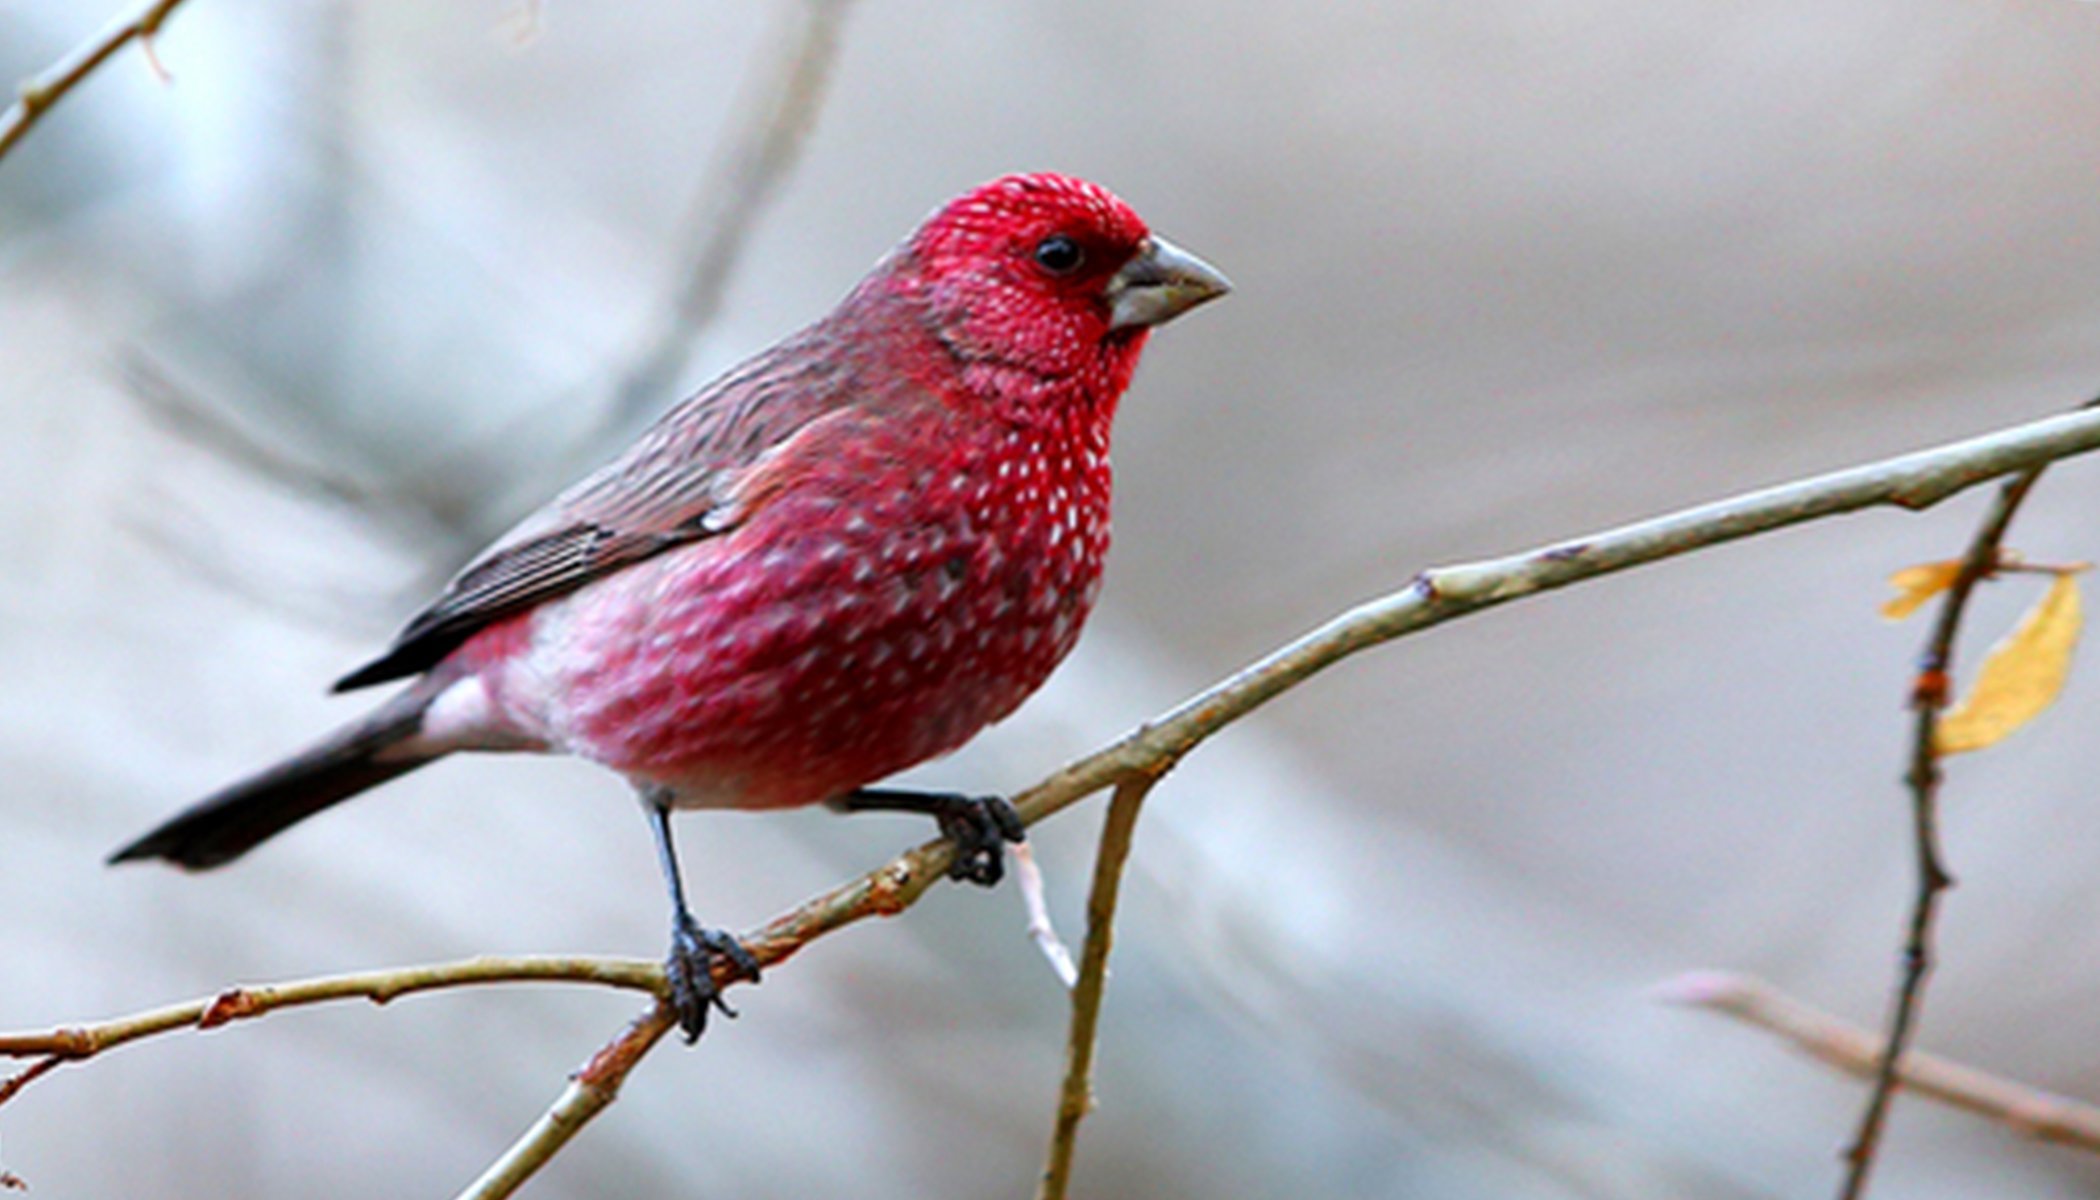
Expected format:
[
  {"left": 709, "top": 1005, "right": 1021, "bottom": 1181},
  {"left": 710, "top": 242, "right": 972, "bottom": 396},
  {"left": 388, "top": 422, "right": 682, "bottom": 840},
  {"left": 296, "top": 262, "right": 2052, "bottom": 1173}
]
[{"left": 1033, "top": 235, "right": 1085, "bottom": 275}]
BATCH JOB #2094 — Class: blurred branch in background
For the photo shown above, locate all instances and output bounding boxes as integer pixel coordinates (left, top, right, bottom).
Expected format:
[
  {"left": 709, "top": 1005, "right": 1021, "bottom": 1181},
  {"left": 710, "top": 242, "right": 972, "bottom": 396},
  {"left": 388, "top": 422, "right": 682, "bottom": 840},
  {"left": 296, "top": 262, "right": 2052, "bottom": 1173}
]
[
  {"left": 1663, "top": 972, "right": 2100, "bottom": 1156},
  {"left": 598, "top": 0, "right": 857, "bottom": 434},
  {"left": 122, "top": 352, "right": 391, "bottom": 514},
  {"left": 373, "top": 0, "right": 860, "bottom": 561},
  {"left": 0, "top": 0, "right": 192, "bottom": 163},
  {"left": 104, "top": 0, "right": 856, "bottom": 571},
  {"left": 115, "top": 349, "right": 463, "bottom": 637},
  {"left": 6, "top": 403, "right": 2100, "bottom": 1194}
]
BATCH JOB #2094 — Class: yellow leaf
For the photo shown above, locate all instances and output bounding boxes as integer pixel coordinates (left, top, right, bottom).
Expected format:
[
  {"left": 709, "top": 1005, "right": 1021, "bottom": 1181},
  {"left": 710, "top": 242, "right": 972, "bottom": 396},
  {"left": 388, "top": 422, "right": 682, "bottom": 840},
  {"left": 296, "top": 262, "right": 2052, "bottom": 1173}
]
[
  {"left": 1935, "top": 573, "right": 2084, "bottom": 754},
  {"left": 1881, "top": 560, "right": 1965, "bottom": 621}
]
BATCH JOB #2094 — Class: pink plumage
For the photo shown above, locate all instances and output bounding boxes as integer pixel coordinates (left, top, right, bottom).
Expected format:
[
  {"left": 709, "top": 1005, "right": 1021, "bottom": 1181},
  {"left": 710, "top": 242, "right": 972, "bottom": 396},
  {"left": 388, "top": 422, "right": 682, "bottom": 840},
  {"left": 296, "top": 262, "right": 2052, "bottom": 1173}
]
[
  {"left": 454, "top": 178, "right": 1140, "bottom": 806},
  {"left": 113, "top": 172, "right": 1231, "bottom": 1039},
  {"left": 495, "top": 406, "right": 1112, "bottom": 810}
]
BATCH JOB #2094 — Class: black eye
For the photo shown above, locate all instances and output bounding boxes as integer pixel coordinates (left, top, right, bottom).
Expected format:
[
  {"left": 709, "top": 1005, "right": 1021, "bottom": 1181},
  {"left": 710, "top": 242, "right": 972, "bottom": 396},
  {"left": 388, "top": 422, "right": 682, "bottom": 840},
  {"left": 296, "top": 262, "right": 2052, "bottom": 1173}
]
[{"left": 1034, "top": 235, "right": 1084, "bottom": 275}]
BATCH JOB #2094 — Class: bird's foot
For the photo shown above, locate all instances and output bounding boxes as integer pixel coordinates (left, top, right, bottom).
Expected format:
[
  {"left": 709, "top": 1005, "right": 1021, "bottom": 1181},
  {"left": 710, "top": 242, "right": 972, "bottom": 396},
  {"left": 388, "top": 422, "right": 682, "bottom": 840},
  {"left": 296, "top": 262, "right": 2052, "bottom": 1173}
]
[
  {"left": 834, "top": 787, "right": 1027, "bottom": 886},
  {"left": 936, "top": 794, "right": 1027, "bottom": 887},
  {"left": 665, "top": 915, "right": 761, "bottom": 1043}
]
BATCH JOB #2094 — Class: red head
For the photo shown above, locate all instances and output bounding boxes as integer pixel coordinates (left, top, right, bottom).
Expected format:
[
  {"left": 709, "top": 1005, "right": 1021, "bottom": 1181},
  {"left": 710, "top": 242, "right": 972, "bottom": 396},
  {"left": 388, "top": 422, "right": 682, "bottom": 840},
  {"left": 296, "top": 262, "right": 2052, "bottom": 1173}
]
[{"left": 894, "top": 173, "right": 1230, "bottom": 400}]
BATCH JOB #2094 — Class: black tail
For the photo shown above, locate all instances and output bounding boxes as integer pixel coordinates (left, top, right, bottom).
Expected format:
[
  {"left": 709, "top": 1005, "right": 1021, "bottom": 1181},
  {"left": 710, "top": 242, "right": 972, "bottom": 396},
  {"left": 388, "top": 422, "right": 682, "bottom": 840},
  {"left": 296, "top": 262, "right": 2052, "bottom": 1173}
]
[{"left": 109, "top": 686, "right": 441, "bottom": 870}]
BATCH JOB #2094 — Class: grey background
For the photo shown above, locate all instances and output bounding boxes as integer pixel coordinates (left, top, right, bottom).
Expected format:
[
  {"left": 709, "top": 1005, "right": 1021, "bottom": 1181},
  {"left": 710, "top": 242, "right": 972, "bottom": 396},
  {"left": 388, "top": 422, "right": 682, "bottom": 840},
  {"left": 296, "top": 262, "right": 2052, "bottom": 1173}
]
[{"left": 5, "top": 1, "right": 2100, "bottom": 1196}]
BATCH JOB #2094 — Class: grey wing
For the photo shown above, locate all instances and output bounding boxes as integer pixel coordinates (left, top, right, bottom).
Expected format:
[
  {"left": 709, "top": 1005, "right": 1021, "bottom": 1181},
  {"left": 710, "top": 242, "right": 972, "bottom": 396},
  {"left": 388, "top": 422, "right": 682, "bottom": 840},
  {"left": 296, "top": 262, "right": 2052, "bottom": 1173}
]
[
  {"left": 330, "top": 519, "right": 711, "bottom": 691},
  {"left": 332, "top": 337, "right": 853, "bottom": 691}
]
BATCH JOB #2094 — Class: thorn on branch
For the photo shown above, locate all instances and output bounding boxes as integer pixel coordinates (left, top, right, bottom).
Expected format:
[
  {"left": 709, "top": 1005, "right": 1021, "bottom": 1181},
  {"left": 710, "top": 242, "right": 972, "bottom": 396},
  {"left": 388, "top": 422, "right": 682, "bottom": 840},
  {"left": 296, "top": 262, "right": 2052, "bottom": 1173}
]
[{"left": 139, "top": 38, "right": 171, "bottom": 85}]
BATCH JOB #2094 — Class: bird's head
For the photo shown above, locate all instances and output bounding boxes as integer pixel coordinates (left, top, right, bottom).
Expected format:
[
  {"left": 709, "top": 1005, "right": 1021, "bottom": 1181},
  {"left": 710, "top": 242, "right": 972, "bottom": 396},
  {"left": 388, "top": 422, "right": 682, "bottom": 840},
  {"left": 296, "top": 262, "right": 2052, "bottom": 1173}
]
[{"left": 897, "top": 173, "right": 1230, "bottom": 393}]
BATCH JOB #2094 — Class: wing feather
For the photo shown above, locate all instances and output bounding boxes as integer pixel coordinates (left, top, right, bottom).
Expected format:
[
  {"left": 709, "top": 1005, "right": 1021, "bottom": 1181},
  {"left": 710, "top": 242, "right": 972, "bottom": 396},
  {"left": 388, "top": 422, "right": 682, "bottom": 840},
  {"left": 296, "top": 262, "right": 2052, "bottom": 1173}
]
[{"left": 334, "top": 329, "right": 867, "bottom": 691}]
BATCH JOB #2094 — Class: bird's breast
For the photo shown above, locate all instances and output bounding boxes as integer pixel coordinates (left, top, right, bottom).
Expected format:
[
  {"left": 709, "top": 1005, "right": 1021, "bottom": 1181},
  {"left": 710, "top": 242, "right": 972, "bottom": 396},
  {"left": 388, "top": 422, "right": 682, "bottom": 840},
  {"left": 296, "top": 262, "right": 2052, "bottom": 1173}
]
[{"left": 507, "top": 422, "right": 1113, "bottom": 809}]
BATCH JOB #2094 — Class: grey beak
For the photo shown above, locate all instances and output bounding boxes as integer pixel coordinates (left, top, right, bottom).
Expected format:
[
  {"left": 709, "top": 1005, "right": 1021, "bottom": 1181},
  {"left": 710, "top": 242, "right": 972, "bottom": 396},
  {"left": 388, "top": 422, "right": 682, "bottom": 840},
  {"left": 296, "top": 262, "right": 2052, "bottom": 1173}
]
[{"left": 1106, "top": 236, "right": 1232, "bottom": 331}]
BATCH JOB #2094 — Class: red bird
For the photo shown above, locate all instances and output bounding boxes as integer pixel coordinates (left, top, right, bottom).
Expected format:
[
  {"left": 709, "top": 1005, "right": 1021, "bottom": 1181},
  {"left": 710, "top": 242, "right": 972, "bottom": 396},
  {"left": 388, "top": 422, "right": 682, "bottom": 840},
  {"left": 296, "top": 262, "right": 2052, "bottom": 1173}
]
[{"left": 112, "top": 172, "right": 1230, "bottom": 1040}]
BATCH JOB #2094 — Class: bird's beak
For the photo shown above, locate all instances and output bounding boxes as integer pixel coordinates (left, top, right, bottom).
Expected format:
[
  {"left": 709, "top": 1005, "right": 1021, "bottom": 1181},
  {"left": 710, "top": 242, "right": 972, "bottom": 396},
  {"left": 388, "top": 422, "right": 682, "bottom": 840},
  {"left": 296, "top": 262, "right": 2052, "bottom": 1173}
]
[{"left": 1106, "top": 236, "right": 1232, "bottom": 331}]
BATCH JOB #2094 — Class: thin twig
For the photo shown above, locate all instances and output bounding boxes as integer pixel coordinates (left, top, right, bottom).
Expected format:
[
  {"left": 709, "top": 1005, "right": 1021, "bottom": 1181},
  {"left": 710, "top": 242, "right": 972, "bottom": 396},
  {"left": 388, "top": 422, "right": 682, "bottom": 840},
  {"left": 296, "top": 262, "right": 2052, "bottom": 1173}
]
[
  {"left": 0, "top": 0, "right": 193, "bottom": 164},
  {"left": 1838, "top": 464, "right": 2049, "bottom": 1199},
  {"left": 0, "top": 956, "right": 661, "bottom": 1105},
  {"left": 4, "top": 406, "right": 2099, "bottom": 1190},
  {"left": 600, "top": 0, "right": 857, "bottom": 431},
  {"left": 83, "top": 0, "right": 852, "bottom": 550},
  {"left": 1039, "top": 777, "right": 1156, "bottom": 1200},
  {"left": 122, "top": 353, "right": 388, "bottom": 512},
  {"left": 0, "top": 1058, "right": 61, "bottom": 1111},
  {"left": 381, "top": 0, "right": 855, "bottom": 546},
  {"left": 1663, "top": 972, "right": 2100, "bottom": 1155},
  {"left": 453, "top": 1004, "right": 679, "bottom": 1200},
  {"left": 1014, "top": 841, "right": 1078, "bottom": 987}
]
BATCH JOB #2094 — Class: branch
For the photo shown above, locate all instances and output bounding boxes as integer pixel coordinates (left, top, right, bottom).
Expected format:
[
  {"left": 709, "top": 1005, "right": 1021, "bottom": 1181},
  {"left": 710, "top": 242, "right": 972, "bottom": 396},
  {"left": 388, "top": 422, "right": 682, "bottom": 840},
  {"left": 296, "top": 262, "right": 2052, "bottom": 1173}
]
[
  {"left": 8, "top": 405, "right": 2100, "bottom": 1191},
  {"left": 600, "top": 0, "right": 857, "bottom": 430},
  {"left": 0, "top": 0, "right": 193, "bottom": 165},
  {"left": 454, "top": 1004, "right": 679, "bottom": 1200},
  {"left": 91, "top": 1, "right": 853, "bottom": 551},
  {"left": 1663, "top": 972, "right": 2100, "bottom": 1155},
  {"left": 1039, "top": 776, "right": 1156, "bottom": 1200},
  {"left": 1839, "top": 460, "right": 2051, "bottom": 1199},
  {"left": 122, "top": 353, "right": 389, "bottom": 513},
  {"left": 0, "top": 957, "right": 660, "bottom": 1105},
  {"left": 1005, "top": 405, "right": 2100, "bottom": 830}
]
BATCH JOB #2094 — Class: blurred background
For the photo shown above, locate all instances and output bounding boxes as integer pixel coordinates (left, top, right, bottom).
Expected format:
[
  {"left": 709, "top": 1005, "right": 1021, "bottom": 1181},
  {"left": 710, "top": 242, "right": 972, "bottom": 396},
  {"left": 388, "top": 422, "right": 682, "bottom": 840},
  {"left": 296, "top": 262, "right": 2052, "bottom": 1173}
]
[{"left": 6, "top": 1, "right": 2100, "bottom": 1196}]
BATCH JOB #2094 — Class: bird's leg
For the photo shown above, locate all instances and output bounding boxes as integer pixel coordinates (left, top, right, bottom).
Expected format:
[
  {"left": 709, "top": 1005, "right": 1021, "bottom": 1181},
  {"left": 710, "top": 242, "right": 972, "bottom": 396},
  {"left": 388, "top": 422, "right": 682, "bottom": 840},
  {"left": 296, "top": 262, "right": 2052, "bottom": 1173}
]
[
  {"left": 644, "top": 793, "right": 761, "bottom": 1043},
  {"left": 834, "top": 788, "right": 1027, "bottom": 886}
]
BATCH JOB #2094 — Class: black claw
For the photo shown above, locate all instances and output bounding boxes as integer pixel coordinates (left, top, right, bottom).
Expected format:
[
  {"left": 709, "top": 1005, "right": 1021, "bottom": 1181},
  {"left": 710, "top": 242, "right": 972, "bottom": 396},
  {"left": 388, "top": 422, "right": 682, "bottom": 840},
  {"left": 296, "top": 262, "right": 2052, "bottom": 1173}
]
[
  {"left": 939, "top": 795, "right": 1027, "bottom": 888},
  {"left": 985, "top": 795, "right": 1026, "bottom": 842},
  {"left": 665, "top": 916, "right": 761, "bottom": 1043},
  {"left": 836, "top": 788, "right": 1028, "bottom": 888}
]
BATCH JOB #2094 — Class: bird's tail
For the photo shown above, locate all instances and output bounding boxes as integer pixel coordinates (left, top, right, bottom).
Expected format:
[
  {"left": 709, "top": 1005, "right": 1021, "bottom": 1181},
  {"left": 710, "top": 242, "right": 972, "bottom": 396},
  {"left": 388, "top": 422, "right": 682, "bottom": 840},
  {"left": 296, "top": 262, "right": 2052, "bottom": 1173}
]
[{"left": 109, "top": 684, "right": 444, "bottom": 870}]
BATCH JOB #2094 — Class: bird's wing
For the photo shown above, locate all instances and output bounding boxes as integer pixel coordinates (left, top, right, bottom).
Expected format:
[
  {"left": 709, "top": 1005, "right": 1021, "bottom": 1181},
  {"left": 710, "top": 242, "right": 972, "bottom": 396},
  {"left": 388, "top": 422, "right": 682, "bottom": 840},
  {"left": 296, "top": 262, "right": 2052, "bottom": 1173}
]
[{"left": 334, "top": 335, "right": 863, "bottom": 691}]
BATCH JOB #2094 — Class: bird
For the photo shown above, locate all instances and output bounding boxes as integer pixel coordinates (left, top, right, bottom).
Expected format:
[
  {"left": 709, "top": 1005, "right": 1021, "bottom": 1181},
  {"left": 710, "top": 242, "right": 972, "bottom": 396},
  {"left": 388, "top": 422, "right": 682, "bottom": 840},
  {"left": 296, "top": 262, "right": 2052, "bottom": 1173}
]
[{"left": 110, "top": 172, "right": 1231, "bottom": 1041}]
